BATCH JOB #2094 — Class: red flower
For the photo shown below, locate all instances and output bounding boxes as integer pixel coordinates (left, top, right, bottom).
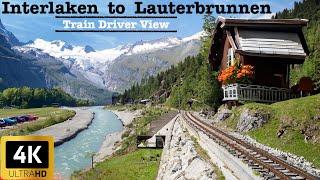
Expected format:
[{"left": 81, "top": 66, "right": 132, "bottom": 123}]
[{"left": 218, "top": 64, "right": 254, "bottom": 85}]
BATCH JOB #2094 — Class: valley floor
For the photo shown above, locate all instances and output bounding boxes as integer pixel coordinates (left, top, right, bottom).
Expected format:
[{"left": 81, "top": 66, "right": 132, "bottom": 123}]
[
  {"left": 32, "top": 107, "right": 94, "bottom": 146},
  {"left": 0, "top": 107, "right": 75, "bottom": 137}
]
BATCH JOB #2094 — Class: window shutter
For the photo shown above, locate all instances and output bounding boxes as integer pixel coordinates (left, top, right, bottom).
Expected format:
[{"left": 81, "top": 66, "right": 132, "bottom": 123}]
[{"left": 227, "top": 48, "right": 234, "bottom": 67}]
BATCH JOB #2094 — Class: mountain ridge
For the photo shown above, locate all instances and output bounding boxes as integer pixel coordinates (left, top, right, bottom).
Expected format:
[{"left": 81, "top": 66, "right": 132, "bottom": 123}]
[
  {"left": 1, "top": 16, "right": 202, "bottom": 104},
  {"left": 0, "top": 18, "right": 113, "bottom": 104},
  {"left": 0, "top": 19, "right": 21, "bottom": 46},
  {"left": 15, "top": 31, "right": 203, "bottom": 92}
]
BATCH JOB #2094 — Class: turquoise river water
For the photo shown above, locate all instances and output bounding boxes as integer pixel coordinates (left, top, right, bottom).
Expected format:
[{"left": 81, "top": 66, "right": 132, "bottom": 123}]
[{"left": 54, "top": 106, "right": 123, "bottom": 178}]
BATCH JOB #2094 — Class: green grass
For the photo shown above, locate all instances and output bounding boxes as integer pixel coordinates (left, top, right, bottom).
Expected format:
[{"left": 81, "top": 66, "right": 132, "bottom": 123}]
[
  {"left": 222, "top": 94, "right": 320, "bottom": 168},
  {"left": 247, "top": 95, "right": 320, "bottom": 168},
  {"left": 0, "top": 107, "right": 75, "bottom": 137},
  {"left": 72, "top": 149, "right": 162, "bottom": 180}
]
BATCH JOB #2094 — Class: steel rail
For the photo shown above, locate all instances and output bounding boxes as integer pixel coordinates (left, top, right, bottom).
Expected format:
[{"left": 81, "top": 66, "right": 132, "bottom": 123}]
[{"left": 182, "top": 111, "right": 317, "bottom": 180}]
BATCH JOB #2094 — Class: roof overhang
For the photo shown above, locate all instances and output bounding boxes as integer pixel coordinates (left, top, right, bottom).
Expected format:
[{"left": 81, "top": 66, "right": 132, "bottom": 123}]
[
  {"left": 217, "top": 16, "right": 309, "bottom": 28},
  {"left": 208, "top": 17, "right": 309, "bottom": 69},
  {"left": 236, "top": 50, "right": 306, "bottom": 63}
]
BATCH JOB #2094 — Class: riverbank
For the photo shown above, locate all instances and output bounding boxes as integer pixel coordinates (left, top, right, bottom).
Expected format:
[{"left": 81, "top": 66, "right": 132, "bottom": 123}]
[
  {"left": 73, "top": 107, "right": 170, "bottom": 180},
  {"left": 0, "top": 107, "right": 75, "bottom": 137},
  {"left": 94, "top": 109, "right": 141, "bottom": 162},
  {"left": 112, "top": 109, "right": 142, "bottom": 126},
  {"left": 32, "top": 107, "right": 94, "bottom": 146}
]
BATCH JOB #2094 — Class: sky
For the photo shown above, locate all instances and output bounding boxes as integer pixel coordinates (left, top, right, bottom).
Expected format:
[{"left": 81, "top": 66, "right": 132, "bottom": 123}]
[{"left": 1, "top": 0, "right": 299, "bottom": 50}]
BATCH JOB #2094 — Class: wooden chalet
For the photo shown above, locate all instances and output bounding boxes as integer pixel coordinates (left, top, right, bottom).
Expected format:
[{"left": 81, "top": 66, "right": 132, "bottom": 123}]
[{"left": 209, "top": 17, "right": 309, "bottom": 103}]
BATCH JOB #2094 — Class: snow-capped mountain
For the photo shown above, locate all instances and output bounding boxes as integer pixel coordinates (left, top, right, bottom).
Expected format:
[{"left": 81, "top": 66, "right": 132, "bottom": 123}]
[
  {"left": 0, "top": 19, "right": 47, "bottom": 91},
  {"left": 125, "top": 31, "right": 204, "bottom": 55},
  {"left": 16, "top": 39, "right": 128, "bottom": 71},
  {"left": 0, "top": 18, "right": 113, "bottom": 104},
  {"left": 16, "top": 31, "right": 204, "bottom": 69},
  {"left": 14, "top": 31, "right": 204, "bottom": 92}
]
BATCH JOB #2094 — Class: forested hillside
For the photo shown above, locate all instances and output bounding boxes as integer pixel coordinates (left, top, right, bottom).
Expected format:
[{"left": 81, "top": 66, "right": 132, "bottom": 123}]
[
  {"left": 120, "top": 15, "right": 222, "bottom": 109},
  {"left": 121, "top": 0, "right": 320, "bottom": 108},
  {"left": 275, "top": 0, "right": 320, "bottom": 88}
]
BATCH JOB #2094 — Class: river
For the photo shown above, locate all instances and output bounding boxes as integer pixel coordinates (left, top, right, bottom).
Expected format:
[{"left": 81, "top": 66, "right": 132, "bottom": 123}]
[{"left": 54, "top": 106, "right": 123, "bottom": 178}]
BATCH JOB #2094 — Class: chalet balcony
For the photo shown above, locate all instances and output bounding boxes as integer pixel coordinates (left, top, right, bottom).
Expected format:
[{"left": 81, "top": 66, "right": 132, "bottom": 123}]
[{"left": 222, "top": 83, "right": 295, "bottom": 103}]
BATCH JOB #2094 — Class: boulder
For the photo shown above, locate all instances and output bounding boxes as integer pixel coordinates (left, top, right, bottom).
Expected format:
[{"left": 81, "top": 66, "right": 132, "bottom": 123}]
[
  {"left": 237, "top": 108, "right": 270, "bottom": 132},
  {"left": 171, "top": 158, "right": 182, "bottom": 174},
  {"left": 213, "top": 105, "right": 232, "bottom": 122},
  {"left": 158, "top": 119, "right": 216, "bottom": 180},
  {"left": 184, "top": 158, "right": 214, "bottom": 180}
]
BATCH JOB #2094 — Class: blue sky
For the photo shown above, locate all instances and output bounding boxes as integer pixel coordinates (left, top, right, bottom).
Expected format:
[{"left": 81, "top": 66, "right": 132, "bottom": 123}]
[{"left": 1, "top": 0, "right": 299, "bottom": 50}]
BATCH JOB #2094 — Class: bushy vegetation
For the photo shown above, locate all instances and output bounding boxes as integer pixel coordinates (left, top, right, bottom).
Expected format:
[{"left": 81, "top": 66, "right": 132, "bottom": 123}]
[
  {"left": 0, "top": 107, "right": 75, "bottom": 137},
  {"left": 72, "top": 149, "right": 162, "bottom": 180},
  {"left": 165, "top": 54, "right": 222, "bottom": 109},
  {"left": 119, "top": 15, "right": 222, "bottom": 109},
  {"left": 0, "top": 87, "right": 90, "bottom": 108},
  {"left": 275, "top": 0, "right": 320, "bottom": 88}
]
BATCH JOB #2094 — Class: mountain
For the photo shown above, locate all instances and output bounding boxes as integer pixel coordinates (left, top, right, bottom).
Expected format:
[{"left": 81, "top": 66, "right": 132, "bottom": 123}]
[
  {"left": 106, "top": 36, "right": 202, "bottom": 91},
  {"left": 0, "top": 19, "right": 113, "bottom": 104},
  {"left": 2, "top": 15, "right": 202, "bottom": 102},
  {"left": 15, "top": 32, "right": 203, "bottom": 92},
  {"left": 0, "top": 19, "right": 21, "bottom": 46},
  {"left": 0, "top": 19, "right": 47, "bottom": 90}
]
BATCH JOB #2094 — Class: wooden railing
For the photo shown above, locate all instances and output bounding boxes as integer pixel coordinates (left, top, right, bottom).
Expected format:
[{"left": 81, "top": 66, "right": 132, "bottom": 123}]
[{"left": 222, "top": 83, "right": 295, "bottom": 103}]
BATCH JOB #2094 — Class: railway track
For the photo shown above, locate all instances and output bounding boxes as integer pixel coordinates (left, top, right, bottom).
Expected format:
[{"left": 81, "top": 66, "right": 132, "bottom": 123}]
[{"left": 181, "top": 111, "right": 318, "bottom": 180}]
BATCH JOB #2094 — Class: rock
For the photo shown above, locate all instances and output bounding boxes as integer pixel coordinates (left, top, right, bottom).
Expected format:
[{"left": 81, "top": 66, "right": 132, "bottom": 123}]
[
  {"left": 313, "top": 115, "right": 320, "bottom": 121},
  {"left": 237, "top": 108, "right": 269, "bottom": 132},
  {"left": 277, "top": 129, "right": 285, "bottom": 138},
  {"left": 171, "top": 158, "right": 182, "bottom": 174},
  {"left": 157, "top": 119, "right": 216, "bottom": 180},
  {"left": 301, "top": 124, "right": 319, "bottom": 143},
  {"left": 213, "top": 105, "right": 232, "bottom": 122},
  {"left": 184, "top": 158, "right": 214, "bottom": 180}
]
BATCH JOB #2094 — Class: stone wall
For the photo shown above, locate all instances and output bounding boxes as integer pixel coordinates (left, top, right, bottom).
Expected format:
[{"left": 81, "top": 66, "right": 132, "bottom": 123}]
[{"left": 157, "top": 118, "right": 215, "bottom": 180}]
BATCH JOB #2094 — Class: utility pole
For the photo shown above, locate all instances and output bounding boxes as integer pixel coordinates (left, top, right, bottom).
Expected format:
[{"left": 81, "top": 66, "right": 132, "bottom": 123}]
[
  {"left": 91, "top": 154, "right": 94, "bottom": 169},
  {"left": 86, "top": 152, "right": 95, "bottom": 169},
  {"left": 179, "top": 92, "right": 181, "bottom": 113}
]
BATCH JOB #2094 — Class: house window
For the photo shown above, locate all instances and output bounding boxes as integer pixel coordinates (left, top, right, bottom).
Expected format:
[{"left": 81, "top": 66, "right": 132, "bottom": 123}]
[{"left": 227, "top": 48, "right": 234, "bottom": 67}]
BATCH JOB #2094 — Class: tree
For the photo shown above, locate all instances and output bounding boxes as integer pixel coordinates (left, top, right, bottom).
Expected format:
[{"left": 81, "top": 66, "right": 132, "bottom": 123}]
[
  {"left": 119, "top": 14, "right": 222, "bottom": 109},
  {"left": 0, "top": 87, "right": 88, "bottom": 108},
  {"left": 275, "top": 0, "right": 320, "bottom": 89}
]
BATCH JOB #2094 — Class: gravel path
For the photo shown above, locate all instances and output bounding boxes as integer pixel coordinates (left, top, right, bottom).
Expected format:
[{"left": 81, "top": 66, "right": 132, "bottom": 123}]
[{"left": 32, "top": 108, "right": 94, "bottom": 146}]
